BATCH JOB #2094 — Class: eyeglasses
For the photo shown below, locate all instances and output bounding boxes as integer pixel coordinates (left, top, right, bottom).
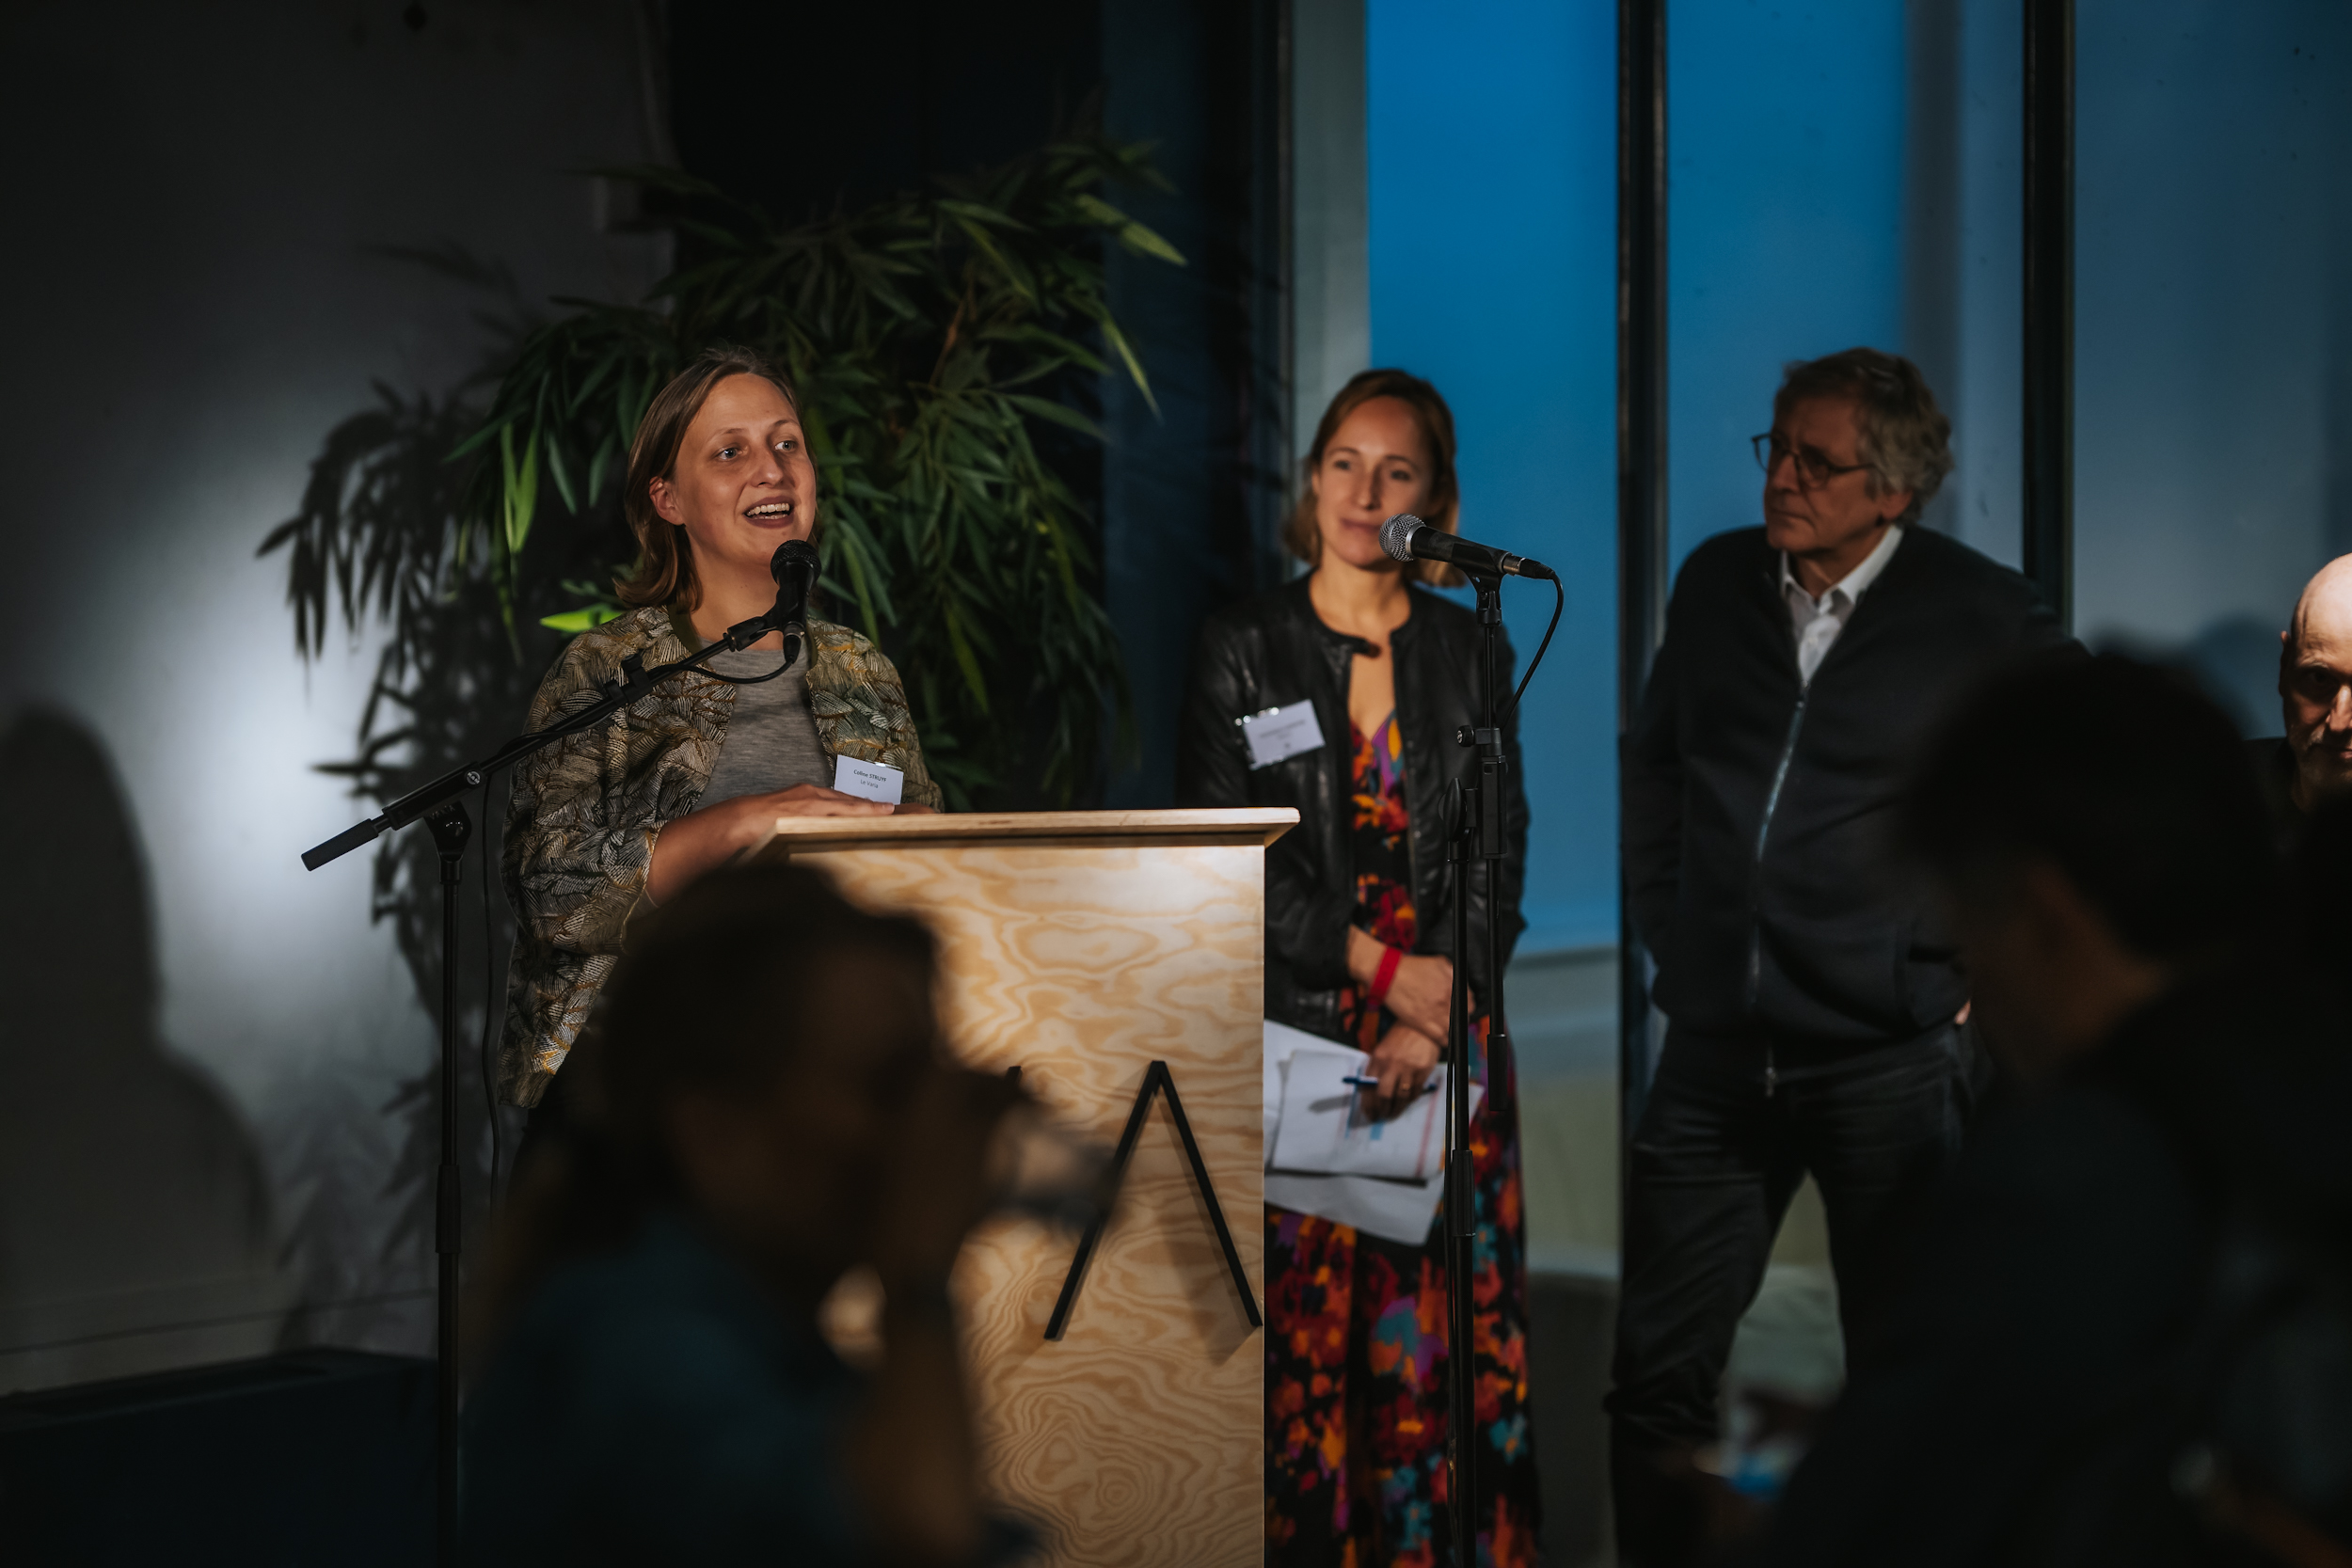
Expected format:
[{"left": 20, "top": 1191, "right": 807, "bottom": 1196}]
[{"left": 1752, "top": 433, "right": 1869, "bottom": 490}]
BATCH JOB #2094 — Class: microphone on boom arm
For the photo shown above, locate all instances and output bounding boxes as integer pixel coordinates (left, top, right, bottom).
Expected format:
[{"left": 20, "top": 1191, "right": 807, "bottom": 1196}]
[
  {"left": 706, "top": 539, "right": 819, "bottom": 685},
  {"left": 1380, "top": 514, "right": 1556, "bottom": 581},
  {"left": 763, "top": 538, "right": 819, "bottom": 644},
  {"left": 720, "top": 538, "right": 818, "bottom": 654}
]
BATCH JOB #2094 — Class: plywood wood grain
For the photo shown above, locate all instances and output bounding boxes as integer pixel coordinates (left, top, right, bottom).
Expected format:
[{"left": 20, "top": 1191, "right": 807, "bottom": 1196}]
[
  {"left": 757, "top": 806, "right": 1295, "bottom": 852},
  {"left": 767, "top": 824, "right": 1270, "bottom": 1568}
]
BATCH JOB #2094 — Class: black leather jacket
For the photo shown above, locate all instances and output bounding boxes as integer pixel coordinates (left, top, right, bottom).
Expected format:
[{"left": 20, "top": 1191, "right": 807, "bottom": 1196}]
[{"left": 1175, "top": 577, "right": 1528, "bottom": 1040}]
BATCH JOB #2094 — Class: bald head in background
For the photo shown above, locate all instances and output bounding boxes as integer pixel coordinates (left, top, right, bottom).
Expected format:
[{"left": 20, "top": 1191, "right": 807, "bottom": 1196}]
[{"left": 2280, "top": 555, "right": 2352, "bottom": 812}]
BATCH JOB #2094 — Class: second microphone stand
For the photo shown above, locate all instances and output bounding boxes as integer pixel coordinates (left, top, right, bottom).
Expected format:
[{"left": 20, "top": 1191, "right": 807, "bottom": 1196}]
[{"left": 1442, "top": 569, "right": 1513, "bottom": 1568}]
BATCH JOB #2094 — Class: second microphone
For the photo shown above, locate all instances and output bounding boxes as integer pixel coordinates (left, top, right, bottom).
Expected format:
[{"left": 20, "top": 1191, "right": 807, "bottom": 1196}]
[{"left": 1380, "top": 514, "right": 1555, "bottom": 581}]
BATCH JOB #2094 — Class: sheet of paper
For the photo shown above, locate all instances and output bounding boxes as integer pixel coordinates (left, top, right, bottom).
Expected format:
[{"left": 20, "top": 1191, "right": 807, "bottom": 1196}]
[
  {"left": 1272, "top": 1046, "right": 1454, "bottom": 1181},
  {"left": 1239, "top": 701, "right": 1326, "bottom": 768},
  {"left": 1259, "top": 1021, "right": 1486, "bottom": 1247},
  {"left": 1263, "top": 1166, "right": 1454, "bottom": 1248},
  {"left": 833, "top": 755, "right": 904, "bottom": 804}
]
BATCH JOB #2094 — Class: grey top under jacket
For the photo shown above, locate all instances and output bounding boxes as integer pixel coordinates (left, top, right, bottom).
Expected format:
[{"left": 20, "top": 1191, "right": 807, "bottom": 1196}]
[{"left": 697, "top": 641, "right": 830, "bottom": 805}]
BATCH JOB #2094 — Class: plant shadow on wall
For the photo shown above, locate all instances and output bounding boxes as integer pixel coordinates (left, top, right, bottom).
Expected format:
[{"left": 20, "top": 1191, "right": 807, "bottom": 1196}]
[{"left": 262, "top": 131, "right": 1181, "bottom": 1292}]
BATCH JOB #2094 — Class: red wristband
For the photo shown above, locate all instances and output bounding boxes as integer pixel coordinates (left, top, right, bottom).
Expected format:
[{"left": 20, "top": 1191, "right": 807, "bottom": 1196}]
[{"left": 1368, "top": 944, "right": 1404, "bottom": 1007}]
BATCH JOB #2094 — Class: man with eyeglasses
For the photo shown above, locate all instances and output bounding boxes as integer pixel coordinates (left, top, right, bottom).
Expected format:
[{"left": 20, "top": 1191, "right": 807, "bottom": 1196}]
[{"left": 1610, "top": 347, "right": 2070, "bottom": 1565}]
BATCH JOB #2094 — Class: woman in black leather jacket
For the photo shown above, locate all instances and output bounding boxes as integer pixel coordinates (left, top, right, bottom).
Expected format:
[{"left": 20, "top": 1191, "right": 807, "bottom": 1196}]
[{"left": 1177, "top": 369, "right": 1536, "bottom": 1565}]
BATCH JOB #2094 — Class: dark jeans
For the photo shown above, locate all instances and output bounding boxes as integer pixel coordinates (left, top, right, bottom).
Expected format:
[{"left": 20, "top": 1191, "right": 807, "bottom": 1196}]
[{"left": 1607, "top": 1022, "right": 1977, "bottom": 1564}]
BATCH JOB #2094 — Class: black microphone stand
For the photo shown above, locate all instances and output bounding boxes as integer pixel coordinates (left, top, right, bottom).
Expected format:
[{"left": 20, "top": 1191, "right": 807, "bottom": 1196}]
[
  {"left": 300, "top": 598, "right": 803, "bottom": 1567},
  {"left": 1443, "top": 569, "right": 1513, "bottom": 1568}
]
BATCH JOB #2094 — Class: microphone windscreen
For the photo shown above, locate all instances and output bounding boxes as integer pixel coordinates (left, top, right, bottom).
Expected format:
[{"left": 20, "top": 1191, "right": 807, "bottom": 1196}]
[
  {"left": 1379, "top": 514, "right": 1424, "bottom": 564},
  {"left": 770, "top": 538, "right": 820, "bottom": 583}
]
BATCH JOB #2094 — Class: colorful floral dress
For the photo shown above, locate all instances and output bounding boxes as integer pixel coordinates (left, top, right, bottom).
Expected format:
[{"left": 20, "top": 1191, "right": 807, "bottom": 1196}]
[{"left": 1264, "top": 713, "right": 1540, "bottom": 1567}]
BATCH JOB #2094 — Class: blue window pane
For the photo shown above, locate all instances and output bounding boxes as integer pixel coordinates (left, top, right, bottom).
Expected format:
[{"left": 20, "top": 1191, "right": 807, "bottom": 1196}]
[
  {"left": 1368, "top": 0, "right": 1617, "bottom": 952},
  {"left": 2074, "top": 1, "right": 2352, "bottom": 734},
  {"left": 1668, "top": 2, "right": 1908, "bottom": 570}
]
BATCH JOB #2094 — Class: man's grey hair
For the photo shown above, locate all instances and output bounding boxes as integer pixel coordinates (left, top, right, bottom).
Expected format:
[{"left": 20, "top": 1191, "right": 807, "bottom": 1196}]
[{"left": 1773, "top": 347, "right": 1954, "bottom": 525}]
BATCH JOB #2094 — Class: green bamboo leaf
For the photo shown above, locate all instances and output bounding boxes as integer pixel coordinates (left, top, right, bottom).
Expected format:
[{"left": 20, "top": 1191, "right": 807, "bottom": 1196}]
[
  {"left": 583, "top": 162, "right": 728, "bottom": 201},
  {"left": 539, "top": 604, "right": 626, "bottom": 634},
  {"left": 501, "top": 423, "right": 541, "bottom": 557},
  {"left": 824, "top": 535, "right": 882, "bottom": 637},
  {"left": 1073, "top": 194, "right": 1188, "bottom": 266},
  {"left": 618, "top": 364, "right": 654, "bottom": 447},
  {"left": 586, "top": 437, "right": 614, "bottom": 507},
  {"left": 1096, "top": 314, "right": 1159, "bottom": 416},
  {"left": 1047, "top": 521, "right": 1082, "bottom": 608},
  {"left": 981, "top": 323, "right": 1109, "bottom": 374},
  {"left": 570, "top": 352, "right": 619, "bottom": 417},
  {"left": 936, "top": 198, "right": 1032, "bottom": 232},
  {"left": 940, "top": 601, "right": 991, "bottom": 714},
  {"left": 544, "top": 428, "right": 580, "bottom": 515},
  {"left": 497, "top": 422, "right": 517, "bottom": 534},
  {"left": 448, "top": 414, "right": 515, "bottom": 463},
  {"left": 951, "top": 218, "right": 1037, "bottom": 305}
]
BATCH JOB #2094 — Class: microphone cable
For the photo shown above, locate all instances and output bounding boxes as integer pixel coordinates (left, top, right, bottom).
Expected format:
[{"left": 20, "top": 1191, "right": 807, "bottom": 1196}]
[
  {"left": 703, "top": 634, "right": 801, "bottom": 686},
  {"left": 705, "top": 540, "right": 817, "bottom": 685},
  {"left": 1500, "top": 575, "right": 1565, "bottom": 725}
]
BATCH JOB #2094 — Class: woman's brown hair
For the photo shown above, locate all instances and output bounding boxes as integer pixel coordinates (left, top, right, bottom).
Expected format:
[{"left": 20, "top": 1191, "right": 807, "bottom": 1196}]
[
  {"left": 1283, "top": 368, "right": 1464, "bottom": 587},
  {"left": 612, "top": 345, "right": 803, "bottom": 610}
]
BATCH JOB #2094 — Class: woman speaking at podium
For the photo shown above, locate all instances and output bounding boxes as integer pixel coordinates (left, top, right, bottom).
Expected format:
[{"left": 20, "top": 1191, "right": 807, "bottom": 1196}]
[
  {"left": 1177, "top": 370, "right": 1537, "bottom": 1564},
  {"left": 500, "top": 345, "right": 942, "bottom": 1133}
]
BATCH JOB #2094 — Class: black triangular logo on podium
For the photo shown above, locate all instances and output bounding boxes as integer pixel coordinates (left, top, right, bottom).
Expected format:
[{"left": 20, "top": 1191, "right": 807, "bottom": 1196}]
[{"left": 1043, "top": 1059, "right": 1263, "bottom": 1342}]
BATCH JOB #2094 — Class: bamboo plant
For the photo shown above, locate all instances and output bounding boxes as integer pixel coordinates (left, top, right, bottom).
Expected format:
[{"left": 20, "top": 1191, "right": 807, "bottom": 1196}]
[{"left": 268, "top": 132, "right": 1183, "bottom": 810}]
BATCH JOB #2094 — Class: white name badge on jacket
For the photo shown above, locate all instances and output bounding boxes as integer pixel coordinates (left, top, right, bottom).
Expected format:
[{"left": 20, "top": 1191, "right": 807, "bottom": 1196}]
[
  {"left": 1238, "top": 701, "right": 1326, "bottom": 769},
  {"left": 833, "top": 755, "right": 904, "bottom": 805}
]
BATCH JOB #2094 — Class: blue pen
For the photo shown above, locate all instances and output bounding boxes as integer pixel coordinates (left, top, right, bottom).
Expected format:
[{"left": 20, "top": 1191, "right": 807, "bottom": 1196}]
[{"left": 1343, "top": 1075, "right": 1436, "bottom": 1093}]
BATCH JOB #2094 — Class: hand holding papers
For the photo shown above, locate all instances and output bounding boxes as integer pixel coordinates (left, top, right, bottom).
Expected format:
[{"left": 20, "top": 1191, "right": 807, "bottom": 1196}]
[
  {"left": 1261, "top": 1021, "right": 1483, "bottom": 1246},
  {"left": 1270, "top": 1046, "right": 1453, "bottom": 1181}
]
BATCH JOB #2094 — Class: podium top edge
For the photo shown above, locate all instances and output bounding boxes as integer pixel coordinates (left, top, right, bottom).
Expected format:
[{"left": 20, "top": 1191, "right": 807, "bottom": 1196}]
[{"left": 751, "top": 806, "right": 1298, "bottom": 851}]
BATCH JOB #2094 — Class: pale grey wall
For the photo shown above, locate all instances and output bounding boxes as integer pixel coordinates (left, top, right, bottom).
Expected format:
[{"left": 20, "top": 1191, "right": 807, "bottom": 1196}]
[
  {"left": 0, "top": 0, "right": 665, "bottom": 1391},
  {"left": 1290, "top": 0, "right": 1368, "bottom": 479}
]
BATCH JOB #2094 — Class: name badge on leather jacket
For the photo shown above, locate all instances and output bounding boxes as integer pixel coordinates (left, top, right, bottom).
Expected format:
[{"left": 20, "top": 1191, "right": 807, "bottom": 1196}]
[{"left": 1239, "top": 701, "right": 1326, "bottom": 768}]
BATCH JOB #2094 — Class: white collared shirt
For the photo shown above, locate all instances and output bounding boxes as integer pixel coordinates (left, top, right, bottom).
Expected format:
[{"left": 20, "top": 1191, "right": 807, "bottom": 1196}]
[{"left": 1781, "top": 524, "right": 1905, "bottom": 685}]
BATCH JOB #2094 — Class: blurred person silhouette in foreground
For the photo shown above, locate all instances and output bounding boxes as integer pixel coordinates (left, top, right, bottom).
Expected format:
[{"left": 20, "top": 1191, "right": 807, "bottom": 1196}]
[
  {"left": 461, "top": 862, "right": 1038, "bottom": 1566},
  {"left": 1752, "top": 655, "right": 2352, "bottom": 1566}
]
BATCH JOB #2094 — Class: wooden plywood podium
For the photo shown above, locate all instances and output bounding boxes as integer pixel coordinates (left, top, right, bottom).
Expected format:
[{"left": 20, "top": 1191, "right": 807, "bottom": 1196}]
[{"left": 753, "top": 807, "right": 1296, "bottom": 1568}]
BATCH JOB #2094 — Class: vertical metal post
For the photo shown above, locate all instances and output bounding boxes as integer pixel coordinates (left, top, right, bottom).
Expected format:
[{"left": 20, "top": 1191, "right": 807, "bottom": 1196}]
[
  {"left": 1269, "top": 0, "right": 1295, "bottom": 583},
  {"left": 2022, "top": 0, "right": 2074, "bottom": 627},
  {"left": 426, "top": 801, "right": 473, "bottom": 1566},
  {"left": 1617, "top": 0, "right": 1669, "bottom": 1171}
]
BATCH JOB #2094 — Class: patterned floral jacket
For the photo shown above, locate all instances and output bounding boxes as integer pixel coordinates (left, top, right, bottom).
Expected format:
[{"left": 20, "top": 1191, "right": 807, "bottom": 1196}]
[{"left": 499, "top": 604, "right": 942, "bottom": 1106}]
